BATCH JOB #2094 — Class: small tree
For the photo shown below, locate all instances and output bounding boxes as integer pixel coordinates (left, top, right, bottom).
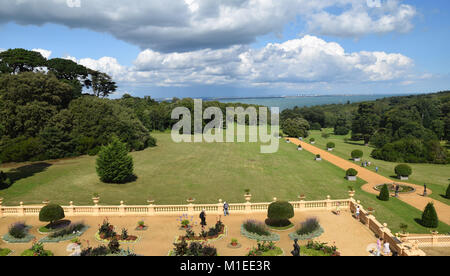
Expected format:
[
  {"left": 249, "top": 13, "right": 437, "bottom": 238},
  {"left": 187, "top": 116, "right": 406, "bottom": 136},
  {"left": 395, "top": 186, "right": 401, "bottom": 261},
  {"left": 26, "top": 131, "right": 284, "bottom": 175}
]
[
  {"left": 266, "top": 201, "right": 294, "bottom": 227},
  {"left": 421, "top": 203, "right": 438, "bottom": 228},
  {"left": 378, "top": 184, "right": 390, "bottom": 201},
  {"left": 326, "top": 142, "right": 335, "bottom": 149},
  {"left": 446, "top": 184, "right": 450, "bottom": 199},
  {"left": 346, "top": 168, "right": 358, "bottom": 177},
  {"left": 96, "top": 137, "right": 134, "bottom": 183},
  {"left": 39, "top": 204, "right": 65, "bottom": 227},
  {"left": 395, "top": 164, "right": 412, "bottom": 178},
  {"left": 351, "top": 150, "right": 363, "bottom": 159}
]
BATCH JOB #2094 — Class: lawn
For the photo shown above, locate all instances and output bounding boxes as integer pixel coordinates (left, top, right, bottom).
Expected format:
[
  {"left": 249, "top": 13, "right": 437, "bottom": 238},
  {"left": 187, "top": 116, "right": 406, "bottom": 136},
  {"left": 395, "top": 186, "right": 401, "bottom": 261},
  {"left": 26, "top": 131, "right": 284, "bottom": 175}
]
[
  {"left": 0, "top": 129, "right": 449, "bottom": 234},
  {"left": 308, "top": 129, "right": 450, "bottom": 206}
]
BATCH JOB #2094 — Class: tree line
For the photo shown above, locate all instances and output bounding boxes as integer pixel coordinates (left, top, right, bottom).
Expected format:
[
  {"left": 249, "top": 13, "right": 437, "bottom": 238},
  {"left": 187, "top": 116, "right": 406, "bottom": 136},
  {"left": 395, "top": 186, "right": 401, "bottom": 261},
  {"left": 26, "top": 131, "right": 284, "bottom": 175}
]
[{"left": 281, "top": 92, "right": 450, "bottom": 164}]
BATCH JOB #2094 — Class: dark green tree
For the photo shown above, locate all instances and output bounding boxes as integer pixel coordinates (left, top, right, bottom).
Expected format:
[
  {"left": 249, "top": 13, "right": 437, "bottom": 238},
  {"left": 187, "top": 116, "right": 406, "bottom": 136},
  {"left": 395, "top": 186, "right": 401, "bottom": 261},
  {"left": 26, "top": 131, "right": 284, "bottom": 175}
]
[
  {"left": 446, "top": 184, "right": 450, "bottom": 199},
  {"left": 421, "top": 203, "right": 439, "bottom": 228},
  {"left": 0, "top": 48, "right": 47, "bottom": 74},
  {"left": 281, "top": 117, "right": 310, "bottom": 138},
  {"left": 378, "top": 184, "right": 390, "bottom": 201},
  {"left": 351, "top": 103, "right": 380, "bottom": 144},
  {"left": 96, "top": 137, "right": 134, "bottom": 183},
  {"left": 90, "top": 71, "right": 117, "bottom": 98},
  {"left": 39, "top": 204, "right": 65, "bottom": 227}
]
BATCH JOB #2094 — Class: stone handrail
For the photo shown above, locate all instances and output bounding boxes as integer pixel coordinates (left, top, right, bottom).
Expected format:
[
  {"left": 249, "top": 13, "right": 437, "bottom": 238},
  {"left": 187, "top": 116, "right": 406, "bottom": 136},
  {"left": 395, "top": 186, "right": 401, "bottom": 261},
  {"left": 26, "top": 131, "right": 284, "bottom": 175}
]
[{"left": 0, "top": 196, "right": 350, "bottom": 217}]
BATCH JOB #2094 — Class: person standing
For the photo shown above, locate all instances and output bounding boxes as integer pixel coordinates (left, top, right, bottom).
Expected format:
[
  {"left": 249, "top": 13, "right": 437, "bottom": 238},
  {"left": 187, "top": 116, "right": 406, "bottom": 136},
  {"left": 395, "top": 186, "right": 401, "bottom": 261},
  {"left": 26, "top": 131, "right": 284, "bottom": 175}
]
[
  {"left": 336, "top": 202, "right": 341, "bottom": 215},
  {"left": 223, "top": 201, "right": 229, "bottom": 216},
  {"left": 395, "top": 184, "right": 400, "bottom": 198},
  {"left": 355, "top": 205, "right": 360, "bottom": 220},
  {"left": 383, "top": 240, "right": 391, "bottom": 256},
  {"left": 199, "top": 209, "right": 207, "bottom": 227},
  {"left": 423, "top": 184, "right": 428, "bottom": 197},
  {"left": 376, "top": 237, "right": 382, "bottom": 256},
  {"left": 376, "top": 167, "right": 379, "bottom": 173}
]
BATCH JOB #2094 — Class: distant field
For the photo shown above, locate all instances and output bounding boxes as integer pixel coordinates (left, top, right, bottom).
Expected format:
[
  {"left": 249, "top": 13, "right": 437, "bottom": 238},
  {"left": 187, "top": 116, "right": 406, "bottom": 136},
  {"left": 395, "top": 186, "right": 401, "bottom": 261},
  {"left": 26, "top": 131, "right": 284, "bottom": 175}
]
[
  {"left": 0, "top": 130, "right": 449, "bottom": 234},
  {"left": 308, "top": 129, "right": 450, "bottom": 206}
]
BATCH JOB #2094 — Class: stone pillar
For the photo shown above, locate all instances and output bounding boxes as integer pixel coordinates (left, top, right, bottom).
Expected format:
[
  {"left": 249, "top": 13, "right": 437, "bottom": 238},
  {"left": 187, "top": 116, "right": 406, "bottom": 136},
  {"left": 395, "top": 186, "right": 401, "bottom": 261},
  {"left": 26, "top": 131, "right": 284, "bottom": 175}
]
[
  {"left": 381, "top": 223, "right": 389, "bottom": 240},
  {"left": 19, "top": 202, "right": 25, "bottom": 217},
  {"left": 431, "top": 231, "right": 439, "bottom": 246},
  {"left": 245, "top": 202, "right": 252, "bottom": 214},
  {"left": 366, "top": 214, "right": 374, "bottom": 230},
  {"left": 217, "top": 199, "right": 223, "bottom": 215},
  {"left": 119, "top": 201, "right": 125, "bottom": 216},
  {"left": 326, "top": 195, "right": 332, "bottom": 210},
  {"left": 147, "top": 200, "right": 155, "bottom": 216},
  {"left": 68, "top": 201, "right": 75, "bottom": 216}
]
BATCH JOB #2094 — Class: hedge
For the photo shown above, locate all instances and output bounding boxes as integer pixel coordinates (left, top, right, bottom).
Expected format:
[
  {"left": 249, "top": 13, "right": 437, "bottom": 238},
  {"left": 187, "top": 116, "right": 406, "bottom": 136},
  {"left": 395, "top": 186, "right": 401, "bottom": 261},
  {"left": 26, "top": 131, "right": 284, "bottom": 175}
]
[
  {"left": 326, "top": 142, "right": 335, "bottom": 149},
  {"left": 351, "top": 150, "right": 363, "bottom": 159},
  {"left": 346, "top": 168, "right": 358, "bottom": 177},
  {"left": 395, "top": 164, "right": 412, "bottom": 177}
]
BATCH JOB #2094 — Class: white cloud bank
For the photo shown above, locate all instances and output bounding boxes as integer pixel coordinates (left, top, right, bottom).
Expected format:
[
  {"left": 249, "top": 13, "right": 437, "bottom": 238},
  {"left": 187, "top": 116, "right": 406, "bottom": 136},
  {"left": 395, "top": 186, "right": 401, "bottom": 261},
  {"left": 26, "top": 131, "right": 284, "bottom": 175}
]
[
  {"left": 66, "top": 35, "right": 415, "bottom": 89},
  {"left": 0, "top": 0, "right": 417, "bottom": 52}
]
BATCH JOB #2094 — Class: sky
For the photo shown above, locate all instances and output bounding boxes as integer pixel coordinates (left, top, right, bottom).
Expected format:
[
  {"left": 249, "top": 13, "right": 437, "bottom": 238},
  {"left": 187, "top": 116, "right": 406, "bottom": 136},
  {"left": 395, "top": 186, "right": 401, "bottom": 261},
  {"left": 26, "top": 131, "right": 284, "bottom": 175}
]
[{"left": 0, "top": 0, "right": 449, "bottom": 99}]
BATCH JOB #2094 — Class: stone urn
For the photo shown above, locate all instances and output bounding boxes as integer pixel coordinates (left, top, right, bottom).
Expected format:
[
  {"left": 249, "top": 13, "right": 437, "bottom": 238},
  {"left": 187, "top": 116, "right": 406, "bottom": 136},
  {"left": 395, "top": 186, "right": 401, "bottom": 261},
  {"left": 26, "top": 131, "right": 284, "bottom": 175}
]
[
  {"left": 92, "top": 197, "right": 100, "bottom": 206},
  {"left": 42, "top": 200, "right": 50, "bottom": 206},
  {"left": 367, "top": 208, "right": 375, "bottom": 215},
  {"left": 273, "top": 197, "right": 277, "bottom": 202},
  {"left": 347, "top": 175, "right": 357, "bottom": 181},
  {"left": 147, "top": 199, "right": 155, "bottom": 205},
  {"left": 348, "top": 190, "right": 355, "bottom": 198},
  {"left": 297, "top": 147, "right": 303, "bottom": 151},
  {"left": 186, "top": 198, "right": 195, "bottom": 204},
  {"left": 298, "top": 195, "right": 306, "bottom": 201},
  {"left": 244, "top": 194, "right": 252, "bottom": 202},
  {"left": 327, "top": 148, "right": 333, "bottom": 151}
]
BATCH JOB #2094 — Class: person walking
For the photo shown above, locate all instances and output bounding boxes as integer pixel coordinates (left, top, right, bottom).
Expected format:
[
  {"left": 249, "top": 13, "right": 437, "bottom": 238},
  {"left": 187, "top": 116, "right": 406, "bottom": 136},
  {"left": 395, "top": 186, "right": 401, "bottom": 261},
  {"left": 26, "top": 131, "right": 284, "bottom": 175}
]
[
  {"left": 199, "top": 209, "right": 207, "bottom": 227},
  {"left": 395, "top": 184, "right": 400, "bottom": 198},
  {"left": 383, "top": 240, "right": 391, "bottom": 256},
  {"left": 423, "top": 184, "right": 428, "bottom": 197},
  {"left": 335, "top": 202, "right": 341, "bottom": 215},
  {"left": 376, "top": 237, "right": 382, "bottom": 256},
  {"left": 376, "top": 167, "right": 379, "bottom": 173},
  {"left": 223, "top": 201, "right": 229, "bottom": 216},
  {"left": 355, "top": 205, "right": 360, "bottom": 220}
]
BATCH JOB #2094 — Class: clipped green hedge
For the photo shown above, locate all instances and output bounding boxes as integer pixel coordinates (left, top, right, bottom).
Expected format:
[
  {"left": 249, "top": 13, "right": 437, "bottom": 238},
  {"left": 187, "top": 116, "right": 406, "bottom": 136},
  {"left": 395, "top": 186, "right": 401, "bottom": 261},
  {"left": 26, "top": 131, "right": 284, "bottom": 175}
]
[
  {"left": 326, "top": 142, "right": 335, "bottom": 149},
  {"left": 39, "top": 204, "right": 65, "bottom": 225},
  {"left": 346, "top": 168, "right": 358, "bottom": 177},
  {"left": 267, "top": 201, "right": 294, "bottom": 227},
  {"left": 445, "top": 184, "right": 450, "bottom": 199},
  {"left": 39, "top": 226, "right": 89, "bottom": 243},
  {"left": 351, "top": 150, "right": 363, "bottom": 159},
  {"left": 421, "top": 203, "right": 438, "bottom": 228},
  {"left": 395, "top": 164, "right": 412, "bottom": 177}
]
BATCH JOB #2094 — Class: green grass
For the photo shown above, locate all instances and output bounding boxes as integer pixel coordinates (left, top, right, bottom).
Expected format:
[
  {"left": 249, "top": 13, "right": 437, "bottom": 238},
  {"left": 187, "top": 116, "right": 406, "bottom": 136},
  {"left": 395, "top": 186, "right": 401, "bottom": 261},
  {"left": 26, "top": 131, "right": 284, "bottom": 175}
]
[
  {"left": 0, "top": 248, "right": 12, "bottom": 256},
  {"left": 300, "top": 246, "right": 332, "bottom": 256},
  {"left": 0, "top": 129, "right": 449, "bottom": 234},
  {"left": 260, "top": 247, "right": 283, "bottom": 256},
  {"left": 309, "top": 129, "right": 450, "bottom": 206}
]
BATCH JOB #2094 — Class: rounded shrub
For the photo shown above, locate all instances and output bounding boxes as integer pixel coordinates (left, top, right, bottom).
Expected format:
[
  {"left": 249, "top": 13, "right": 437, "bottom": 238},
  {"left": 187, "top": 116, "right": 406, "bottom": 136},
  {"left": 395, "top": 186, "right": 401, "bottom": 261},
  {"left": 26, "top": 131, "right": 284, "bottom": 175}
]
[
  {"left": 96, "top": 136, "right": 134, "bottom": 184},
  {"left": 378, "top": 184, "right": 390, "bottom": 201},
  {"left": 351, "top": 150, "right": 363, "bottom": 159},
  {"left": 421, "top": 203, "right": 438, "bottom": 228},
  {"left": 39, "top": 204, "right": 65, "bottom": 226},
  {"left": 346, "top": 168, "right": 358, "bottom": 177},
  {"left": 310, "top": 138, "right": 315, "bottom": 142},
  {"left": 395, "top": 164, "right": 412, "bottom": 177},
  {"left": 326, "top": 142, "right": 335, "bottom": 149},
  {"left": 266, "top": 201, "right": 294, "bottom": 227},
  {"left": 446, "top": 184, "right": 450, "bottom": 199}
]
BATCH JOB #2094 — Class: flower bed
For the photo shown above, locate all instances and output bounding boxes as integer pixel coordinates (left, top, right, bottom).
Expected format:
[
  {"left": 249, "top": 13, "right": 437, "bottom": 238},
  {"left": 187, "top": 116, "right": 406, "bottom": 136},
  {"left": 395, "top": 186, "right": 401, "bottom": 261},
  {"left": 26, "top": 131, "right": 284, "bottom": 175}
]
[
  {"left": 95, "top": 232, "right": 140, "bottom": 244},
  {"left": 240, "top": 224, "right": 280, "bottom": 242},
  {"left": 301, "top": 241, "right": 340, "bottom": 256},
  {"left": 38, "top": 220, "right": 71, "bottom": 234},
  {"left": 95, "top": 219, "right": 139, "bottom": 244},
  {"left": 289, "top": 217, "right": 324, "bottom": 241},
  {"left": 246, "top": 241, "right": 283, "bottom": 256},
  {"left": 39, "top": 224, "right": 89, "bottom": 243},
  {"left": 171, "top": 238, "right": 218, "bottom": 256},
  {"left": 2, "top": 223, "right": 35, "bottom": 244},
  {"left": 374, "top": 184, "right": 415, "bottom": 194},
  {"left": 175, "top": 220, "right": 226, "bottom": 243},
  {"left": 0, "top": 248, "right": 12, "bottom": 256}
]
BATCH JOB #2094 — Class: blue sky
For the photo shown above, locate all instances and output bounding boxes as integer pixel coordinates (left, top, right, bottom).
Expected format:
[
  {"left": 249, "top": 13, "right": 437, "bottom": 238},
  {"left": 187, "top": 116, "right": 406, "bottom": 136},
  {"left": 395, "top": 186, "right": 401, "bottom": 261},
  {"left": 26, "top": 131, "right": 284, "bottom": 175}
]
[{"left": 1, "top": 0, "right": 449, "bottom": 99}]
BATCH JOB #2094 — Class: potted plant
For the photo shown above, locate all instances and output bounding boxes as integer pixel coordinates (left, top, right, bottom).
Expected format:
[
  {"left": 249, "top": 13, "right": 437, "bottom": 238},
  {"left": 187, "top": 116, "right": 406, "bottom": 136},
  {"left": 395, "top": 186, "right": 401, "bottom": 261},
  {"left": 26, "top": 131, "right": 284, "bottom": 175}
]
[
  {"left": 395, "top": 164, "right": 412, "bottom": 180},
  {"left": 298, "top": 194, "right": 306, "bottom": 201},
  {"left": 228, "top": 238, "right": 241, "bottom": 249},
  {"left": 71, "top": 237, "right": 82, "bottom": 246},
  {"left": 244, "top": 189, "right": 252, "bottom": 202},
  {"left": 297, "top": 145, "right": 303, "bottom": 151},
  {"left": 92, "top": 193, "right": 100, "bottom": 205},
  {"left": 310, "top": 138, "right": 316, "bottom": 144},
  {"left": 326, "top": 142, "right": 335, "bottom": 151},
  {"left": 42, "top": 200, "right": 50, "bottom": 206},
  {"left": 147, "top": 199, "right": 155, "bottom": 205},
  {"left": 136, "top": 221, "right": 148, "bottom": 231},
  {"left": 346, "top": 168, "right": 358, "bottom": 181},
  {"left": 348, "top": 186, "right": 355, "bottom": 197},
  {"left": 398, "top": 223, "right": 409, "bottom": 238},
  {"left": 351, "top": 150, "right": 363, "bottom": 162},
  {"left": 186, "top": 198, "right": 195, "bottom": 204},
  {"left": 367, "top": 207, "right": 375, "bottom": 215},
  {"left": 315, "top": 154, "right": 322, "bottom": 161}
]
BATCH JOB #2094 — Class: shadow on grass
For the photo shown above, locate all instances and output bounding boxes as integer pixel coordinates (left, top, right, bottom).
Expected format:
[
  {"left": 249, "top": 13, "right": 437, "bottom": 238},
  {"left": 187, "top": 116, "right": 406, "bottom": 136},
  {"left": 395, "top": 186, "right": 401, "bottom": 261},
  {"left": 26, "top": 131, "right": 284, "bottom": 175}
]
[
  {"left": 2, "top": 163, "right": 52, "bottom": 189},
  {"left": 344, "top": 141, "right": 366, "bottom": 146},
  {"left": 102, "top": 174, "right": 138, "bottom": 185}
]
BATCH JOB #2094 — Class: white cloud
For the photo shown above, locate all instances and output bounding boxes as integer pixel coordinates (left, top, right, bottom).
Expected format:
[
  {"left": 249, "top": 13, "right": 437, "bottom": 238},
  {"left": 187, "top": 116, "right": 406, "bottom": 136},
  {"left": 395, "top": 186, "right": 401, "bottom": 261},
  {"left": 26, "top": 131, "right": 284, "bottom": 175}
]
[
  {"left": 32, "top": 48, "right": 52, "bottom": 59},
  {"left": 129, "top": 35, "right": 414, "bottom": 88},
  {"left": 0, "top": 0, "right": 417, "bottom": 52}
]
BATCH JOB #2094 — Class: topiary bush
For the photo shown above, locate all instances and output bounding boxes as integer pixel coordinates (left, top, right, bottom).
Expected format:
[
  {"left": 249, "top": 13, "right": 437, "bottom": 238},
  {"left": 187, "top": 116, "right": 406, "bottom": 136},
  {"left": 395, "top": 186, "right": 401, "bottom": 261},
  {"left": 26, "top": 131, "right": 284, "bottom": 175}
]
[
  {"left": 39, "top": 204, "right": 65, "bottom": 227},
  {"left": 266, "top": 201, "right": 294, "bottom": 227},
  {"left": 326, "top": 142, "right": 335, "bottom": 149},
  {"left": 346, "top": 168, "right": 358, "bottom": 177},
  {"left": 310, "top": 138, "right": 315, "bottom": 143},
  {"left": 446, "top": 184, "right": 450, "bottom": 199},
  {"left": 378, "top": 184, "right": 390, "bottom": 201},
  {"left": 96, "top": 136, "right": 134, "bottom": 183},
  {"left": 395, "top": 164, "right": 412, "bottom": 178},
  {"left": 421, "top": 203, "right": 438, "bottom": 228},
  {"left": 351, "top": 150, "right": 363, "bottom": 159}
]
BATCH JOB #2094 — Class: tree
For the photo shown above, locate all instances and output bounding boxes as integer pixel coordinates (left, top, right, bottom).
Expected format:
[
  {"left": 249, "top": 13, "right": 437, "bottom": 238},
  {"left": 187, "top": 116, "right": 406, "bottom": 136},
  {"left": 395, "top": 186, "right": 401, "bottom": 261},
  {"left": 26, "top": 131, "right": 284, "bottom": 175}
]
[
  {"left": 351, "top": 103, "right": 380, "bottom": 144},
  {"left": 0, "top": 48, "right": 47, "bottom": 74},
  {"left": 421, "top": 203, "right": 438, "bottom": 228},
  {"left": 334, "top": 116, "right": 350, "bottom": 135},
  {"left": 281, "top": 117, "right": 310, "bottom": 138},
  {"left": 39, "top": 204, "right": 65, "bottom": 226},
  {"left": 395, "top": 164, "right": 412, "bottom": 178},
  {"left": 90, "top": 70, "right": 117, "bottom": 98},
  {"left": 47, "top": 58, "right": 91, "bottom": 98},
  {"left": 96, "top": 137, "right": 134, "bottom": 183},
  {"left": 446, "top": 184, "right": 450, "bottom": 199},
  {"left": 266, "top": 201, "right": 294, "bottom": 227},
  {"left": 378, "top": 184, "right": 390, "bottom": 201}
]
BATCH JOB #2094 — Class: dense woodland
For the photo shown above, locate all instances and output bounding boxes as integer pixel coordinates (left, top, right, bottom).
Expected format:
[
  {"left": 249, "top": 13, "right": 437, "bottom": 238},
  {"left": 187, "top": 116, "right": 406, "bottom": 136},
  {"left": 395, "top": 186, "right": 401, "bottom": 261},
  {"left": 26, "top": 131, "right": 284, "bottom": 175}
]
[
  {"left": 0, "top": 48, "right": 264, "bottom": 164},
  {"left": 281, "top": 91, "right": 450, "bottom": 164}
]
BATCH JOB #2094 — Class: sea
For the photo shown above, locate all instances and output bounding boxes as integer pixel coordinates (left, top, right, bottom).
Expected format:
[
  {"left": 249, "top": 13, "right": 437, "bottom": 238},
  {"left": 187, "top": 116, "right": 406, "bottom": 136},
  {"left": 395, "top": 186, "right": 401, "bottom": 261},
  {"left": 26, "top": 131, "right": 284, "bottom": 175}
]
[{"left": 212, "top": 94, "right": 402, "bottom": 111}]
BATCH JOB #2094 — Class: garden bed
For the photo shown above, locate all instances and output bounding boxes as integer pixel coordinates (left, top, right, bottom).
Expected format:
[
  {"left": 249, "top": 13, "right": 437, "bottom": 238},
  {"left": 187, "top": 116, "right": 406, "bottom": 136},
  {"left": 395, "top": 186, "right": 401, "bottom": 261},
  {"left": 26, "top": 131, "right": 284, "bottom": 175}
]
[
  {"left": 38, "top": 220, "right": 71, "bottom": 234},
  {"left": 240, "top": 224, "right": 280, "bottom": 242},
  {"left": 0, "top": 248, "right": 12, "bottom": 256},
  {"left": 95, "top": 232, "right": 140, "bottom": 244},
  {"left": 39, "top": 225, "right": 89, "bottom": 243},
  {"left": 289, "top": 226, "right": 324, "bottom": 241},
  {"left": 247, "top": 241, "right": 284, "bottom": 256},
  {"left": 2, "top": 224, "right": 35, "bottom": 244},
  {"left": 374, "top": 184, "right": 416, "bottom": 194},
  {"left": 175, "top": 222, "right": 227, "bottom": 243}
]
